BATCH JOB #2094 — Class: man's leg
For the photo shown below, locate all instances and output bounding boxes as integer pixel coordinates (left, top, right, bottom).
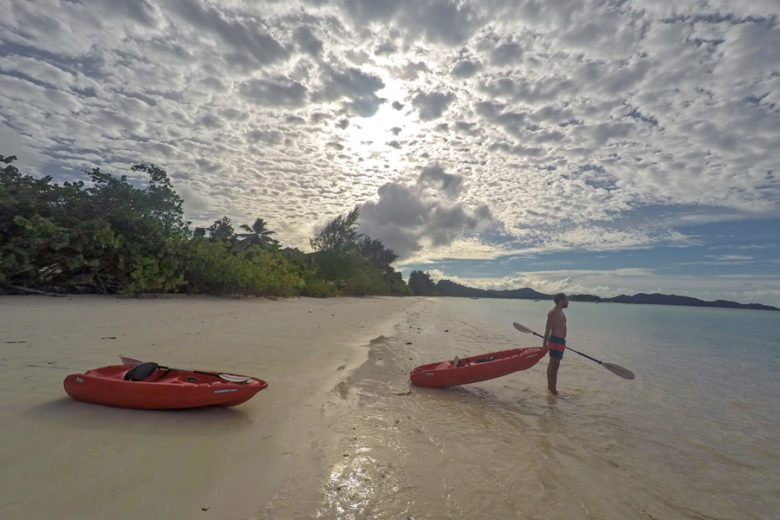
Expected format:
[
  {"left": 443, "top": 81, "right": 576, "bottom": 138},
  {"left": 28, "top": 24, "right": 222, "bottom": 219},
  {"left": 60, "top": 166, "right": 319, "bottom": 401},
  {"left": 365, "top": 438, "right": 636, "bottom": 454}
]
[{"left": 547, "top": 357, "right": 560, "bottom": 394}]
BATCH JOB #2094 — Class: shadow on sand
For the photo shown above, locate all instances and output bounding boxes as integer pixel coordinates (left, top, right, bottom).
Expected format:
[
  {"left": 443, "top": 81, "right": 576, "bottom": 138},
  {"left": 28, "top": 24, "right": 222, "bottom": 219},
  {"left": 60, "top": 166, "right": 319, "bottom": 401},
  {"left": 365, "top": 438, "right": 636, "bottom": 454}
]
[{"left": 24, "top": 397, "right": 255, "bottom": 436}]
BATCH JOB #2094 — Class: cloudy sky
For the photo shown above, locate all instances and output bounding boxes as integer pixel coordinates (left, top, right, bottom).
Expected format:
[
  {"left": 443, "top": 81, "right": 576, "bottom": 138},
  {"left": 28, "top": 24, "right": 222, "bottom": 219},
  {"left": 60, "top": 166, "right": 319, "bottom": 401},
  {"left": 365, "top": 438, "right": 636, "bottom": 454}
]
[{"left": 1, "top": 0, "right": 779, "bottom": 306}]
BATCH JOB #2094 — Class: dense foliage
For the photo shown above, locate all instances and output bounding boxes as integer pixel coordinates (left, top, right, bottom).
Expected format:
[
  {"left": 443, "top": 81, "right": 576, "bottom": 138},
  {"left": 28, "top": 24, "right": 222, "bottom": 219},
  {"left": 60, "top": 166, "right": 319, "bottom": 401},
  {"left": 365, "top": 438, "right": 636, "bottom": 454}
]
[
  {"left": 0, "top": 156, "right": 408, "bottom": 297},
  {"left": 408, "top": 270, "right": 438, "bottom": 296},
  {"left": 309, "top": 207, "right": 410, "bottom": 296}
]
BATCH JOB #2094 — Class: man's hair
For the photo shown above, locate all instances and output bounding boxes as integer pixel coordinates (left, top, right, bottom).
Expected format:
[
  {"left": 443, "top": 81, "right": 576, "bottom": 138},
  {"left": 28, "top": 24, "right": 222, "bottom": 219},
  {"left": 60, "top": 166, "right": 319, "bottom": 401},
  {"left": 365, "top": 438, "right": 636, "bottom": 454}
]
[{"left": 553, "top": 293, "right": 567, "bottom": 304}]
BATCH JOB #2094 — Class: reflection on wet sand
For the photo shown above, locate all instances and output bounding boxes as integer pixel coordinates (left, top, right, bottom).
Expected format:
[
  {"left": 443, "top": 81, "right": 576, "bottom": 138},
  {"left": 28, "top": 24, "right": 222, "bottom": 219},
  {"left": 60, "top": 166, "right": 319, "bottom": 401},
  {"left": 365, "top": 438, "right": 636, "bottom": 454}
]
[
  {"left": 310, "top": 298, "right": 773, "bottom": 520},
  {"left": 265, "top": 298, "right": 779, "bottom": 519},
  {"left": 315, "top": 330, "right": 556, "bottom": 519}
]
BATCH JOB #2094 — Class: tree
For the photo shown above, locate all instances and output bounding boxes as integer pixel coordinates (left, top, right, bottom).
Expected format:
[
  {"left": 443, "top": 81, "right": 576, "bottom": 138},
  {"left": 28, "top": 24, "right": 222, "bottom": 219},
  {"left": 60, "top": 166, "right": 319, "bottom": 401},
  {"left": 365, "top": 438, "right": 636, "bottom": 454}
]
[
  {"left": 310, "top": 206, "right": 359, "bottom": 253},
  {"left": 308, "top": 207, "right": 411, "bottom": 295},
  {"left": 180, "top": 237, "right": 304, "bottom": 296},
  {"left": 1, "top": 158, "right": 188, "bottom": 294},
  {"left": 130, "top": 163, "right": 188, "bottom": 238},
  {"left": 1, "top": 156, "right": 107, "bottom": 288},
  {"left": 408, "top": 270, "right": 437, "bottom": 296},
  {"left": 238, "top": 218, "right": 279, "bottom": 250},
  {"left": 206, "top": 216, "right": 235, "bottom": 242},
  {"left": 357, "top": 236, "right": 398, "bottom": 273},
  {"left": 1, "top": 154, "right": 414, "bottom": 297},
  {"left": 79, "top": 164, "right": 188, "bottom": 294}
]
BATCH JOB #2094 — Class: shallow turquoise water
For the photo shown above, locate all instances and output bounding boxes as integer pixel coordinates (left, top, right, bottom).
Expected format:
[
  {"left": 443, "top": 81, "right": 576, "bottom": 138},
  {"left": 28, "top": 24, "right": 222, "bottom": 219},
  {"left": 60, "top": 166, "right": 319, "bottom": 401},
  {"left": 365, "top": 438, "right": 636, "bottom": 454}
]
[{"left": 317, "top": 297, "right": 780, "bottom": 519}]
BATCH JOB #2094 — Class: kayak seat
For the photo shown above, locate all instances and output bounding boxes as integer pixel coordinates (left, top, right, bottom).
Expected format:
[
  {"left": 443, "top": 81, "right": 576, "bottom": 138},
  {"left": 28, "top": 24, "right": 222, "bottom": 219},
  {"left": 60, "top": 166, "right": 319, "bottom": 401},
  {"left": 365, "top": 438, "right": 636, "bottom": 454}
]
[{"left": 124, "top": 362, "right": 159, "bottom": 381}]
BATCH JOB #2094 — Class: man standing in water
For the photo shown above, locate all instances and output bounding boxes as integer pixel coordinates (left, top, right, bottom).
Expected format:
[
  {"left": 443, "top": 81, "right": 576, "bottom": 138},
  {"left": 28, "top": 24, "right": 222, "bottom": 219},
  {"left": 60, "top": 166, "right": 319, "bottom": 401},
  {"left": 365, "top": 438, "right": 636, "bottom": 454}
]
[{"left": 543, "top": 293, "right": 568, "bottom": 394}]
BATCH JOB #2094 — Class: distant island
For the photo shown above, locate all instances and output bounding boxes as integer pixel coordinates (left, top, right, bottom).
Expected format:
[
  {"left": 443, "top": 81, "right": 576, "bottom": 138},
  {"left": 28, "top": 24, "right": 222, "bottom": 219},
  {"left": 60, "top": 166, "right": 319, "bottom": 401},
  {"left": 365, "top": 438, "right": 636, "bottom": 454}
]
[{"left": 434, "top": 279, "right": 779, "bottom": 311}]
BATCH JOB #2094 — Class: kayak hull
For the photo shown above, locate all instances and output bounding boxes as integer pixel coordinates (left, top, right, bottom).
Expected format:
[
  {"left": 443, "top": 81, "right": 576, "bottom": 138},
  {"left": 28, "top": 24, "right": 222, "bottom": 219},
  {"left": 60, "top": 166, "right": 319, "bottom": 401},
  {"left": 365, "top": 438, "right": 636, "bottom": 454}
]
[
  {"left": 410, "top": 346, "right": 547, "bottom": 388},
  {"left": 63, "top": 364, "right": 268, "bottom": 409}
]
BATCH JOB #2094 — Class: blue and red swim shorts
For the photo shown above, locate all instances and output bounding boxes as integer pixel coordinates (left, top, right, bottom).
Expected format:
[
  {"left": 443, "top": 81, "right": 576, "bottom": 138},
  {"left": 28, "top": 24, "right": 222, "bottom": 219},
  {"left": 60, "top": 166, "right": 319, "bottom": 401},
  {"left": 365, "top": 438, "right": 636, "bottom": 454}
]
[{"left": 546, "top": 335, "right": 566, "bottom": 359}]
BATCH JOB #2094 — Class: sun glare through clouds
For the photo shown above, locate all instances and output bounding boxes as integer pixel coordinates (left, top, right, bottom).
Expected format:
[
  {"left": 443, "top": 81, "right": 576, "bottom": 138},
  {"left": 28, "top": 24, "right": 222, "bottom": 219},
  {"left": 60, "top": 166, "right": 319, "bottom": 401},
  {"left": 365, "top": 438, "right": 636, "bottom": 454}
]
[
  {"left": 341, "top": 76, "right": 411, "bottom": 172},
  {"left": 1, "top": 0, "right": 779, "bottom": 306}
]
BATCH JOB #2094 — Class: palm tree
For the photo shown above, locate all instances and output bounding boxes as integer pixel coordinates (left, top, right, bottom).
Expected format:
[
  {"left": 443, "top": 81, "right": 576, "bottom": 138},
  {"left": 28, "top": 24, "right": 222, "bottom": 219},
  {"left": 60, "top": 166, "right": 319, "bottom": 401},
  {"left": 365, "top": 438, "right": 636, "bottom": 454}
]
[{"left": 238, "top": 218, "right": 279, "bottom": 250}]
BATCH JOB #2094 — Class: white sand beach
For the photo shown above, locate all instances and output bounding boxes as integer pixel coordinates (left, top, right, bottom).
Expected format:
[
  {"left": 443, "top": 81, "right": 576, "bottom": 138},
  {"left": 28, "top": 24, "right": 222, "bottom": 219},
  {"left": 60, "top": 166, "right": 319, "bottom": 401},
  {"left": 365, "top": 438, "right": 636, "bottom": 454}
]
[
  {"left": 4, "top": 296, "right": 777, "bottom": 520},
  {"left": 0, "top": 295, "right": 416, "bottom": 520}
]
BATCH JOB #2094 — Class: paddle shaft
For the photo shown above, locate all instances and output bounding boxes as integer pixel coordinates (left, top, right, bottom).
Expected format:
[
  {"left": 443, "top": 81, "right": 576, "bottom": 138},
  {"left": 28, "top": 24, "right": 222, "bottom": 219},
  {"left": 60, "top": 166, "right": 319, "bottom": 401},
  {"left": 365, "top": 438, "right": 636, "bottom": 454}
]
[
  {"left": 120, "top": 356, "right": 251, "bottom": 382},
  {"left": 162, "top": 366, "right": 227, "bottom": 377},
  {"left": 513, "top": 322, "right": 635, "bottom": 380},
  {"left": 526, "top": 330, "right": 604, "bottom": 365}
]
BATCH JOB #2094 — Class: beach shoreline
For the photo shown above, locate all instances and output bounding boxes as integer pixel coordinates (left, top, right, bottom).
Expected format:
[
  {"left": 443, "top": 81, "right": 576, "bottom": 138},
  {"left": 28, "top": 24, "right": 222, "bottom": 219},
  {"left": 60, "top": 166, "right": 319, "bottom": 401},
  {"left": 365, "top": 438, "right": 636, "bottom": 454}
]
[
  {"left": 262, "top": 296, "right": 780, "bottom": 519},
  {"left": 0, "top": 294, "right": 419, "bottom": 520},
  {"left": 5, "top": 295, "right": 774, "bottom": 519}
]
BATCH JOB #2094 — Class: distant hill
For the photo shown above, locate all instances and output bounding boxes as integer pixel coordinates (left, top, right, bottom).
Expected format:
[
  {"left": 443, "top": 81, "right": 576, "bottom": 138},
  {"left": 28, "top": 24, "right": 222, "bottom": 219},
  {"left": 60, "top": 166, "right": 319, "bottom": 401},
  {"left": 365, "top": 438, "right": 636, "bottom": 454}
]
[
  {"left": 597, "top": 292, "right": 779, "bottom": 311},
  {"left": 434, "top": 280, "right": 779, "bottom": 311},
  {"left": 436, "top": 280, "right": 548, "bottom": 300}
]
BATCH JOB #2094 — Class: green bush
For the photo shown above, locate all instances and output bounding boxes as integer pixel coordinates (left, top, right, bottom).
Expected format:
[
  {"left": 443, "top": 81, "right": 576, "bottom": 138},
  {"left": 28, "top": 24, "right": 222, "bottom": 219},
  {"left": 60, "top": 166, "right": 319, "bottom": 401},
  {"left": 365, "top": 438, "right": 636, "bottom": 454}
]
[
  {"left": 179, "top": 238, "right": 304, "bottom": 296},
  {"left": 301, "top": 278, "right": 338, "bottom": 297},
  {"left": 1, "top": 156, "right": 410, "bottom": 298}
]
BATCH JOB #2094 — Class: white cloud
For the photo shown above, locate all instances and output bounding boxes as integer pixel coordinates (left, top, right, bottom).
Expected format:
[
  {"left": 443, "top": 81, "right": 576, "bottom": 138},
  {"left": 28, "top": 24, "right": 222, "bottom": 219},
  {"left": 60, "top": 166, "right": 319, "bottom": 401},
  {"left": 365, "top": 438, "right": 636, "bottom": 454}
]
[
  {"left": 0, "top": 0, "right": 777, "bottom": 301},
  {"left": 358, "top": 166, "right": 493, "bottom": 259},
  {"left": 451, "top": 59, "right": 480, "bottom": 78},
  {"left": 314, "top": 63, "right": 386, "bottom": 116},
  {"left": 240, "top": 77, "right": 308, "bottom": 107},
  {"left": 341, "top": 0, "right": 481, "bottom": 46},
  {"left": 412, "top": 90, "right": 455, "bottom": 121}
]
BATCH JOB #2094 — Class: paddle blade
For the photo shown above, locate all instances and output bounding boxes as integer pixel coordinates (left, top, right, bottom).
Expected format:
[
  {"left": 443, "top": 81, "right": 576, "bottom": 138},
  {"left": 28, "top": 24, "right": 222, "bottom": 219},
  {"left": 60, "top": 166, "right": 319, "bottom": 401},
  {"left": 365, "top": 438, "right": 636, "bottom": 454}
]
[
  {"left": 513, "top": 322, "right": 533, "bottom": 334},
  {"left": 120, "top": 355, "right": 143, "bottom": 366},
  {"left": 513, "top": 322, "right": 544, "bottom": 339},
  {"left": 603, "top": 362, "right": 635, "bottom": 380},
  {"left": 217, "top": 373, "right": 253, "bottom": 383}
]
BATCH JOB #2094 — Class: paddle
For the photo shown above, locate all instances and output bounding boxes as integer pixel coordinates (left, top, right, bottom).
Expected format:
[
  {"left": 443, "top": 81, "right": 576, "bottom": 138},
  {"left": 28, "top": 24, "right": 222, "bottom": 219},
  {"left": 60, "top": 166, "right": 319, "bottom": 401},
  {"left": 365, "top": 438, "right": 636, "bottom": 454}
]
[
  {"left": 120, "top": 356, "right": 253, "bottom": 383},
  {"left": 512, "top": 323, "right": 635, "bottom": 380}
]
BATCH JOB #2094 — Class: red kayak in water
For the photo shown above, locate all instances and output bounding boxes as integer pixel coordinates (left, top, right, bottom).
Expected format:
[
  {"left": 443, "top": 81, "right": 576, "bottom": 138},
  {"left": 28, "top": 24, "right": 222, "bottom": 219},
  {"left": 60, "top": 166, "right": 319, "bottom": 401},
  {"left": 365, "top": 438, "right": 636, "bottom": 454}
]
[
  {"left": 410, "top": 346, "right": 547, "bottom": 388},
  {"left": 63, "top": 362, "right": 268, "bottom": 409}
]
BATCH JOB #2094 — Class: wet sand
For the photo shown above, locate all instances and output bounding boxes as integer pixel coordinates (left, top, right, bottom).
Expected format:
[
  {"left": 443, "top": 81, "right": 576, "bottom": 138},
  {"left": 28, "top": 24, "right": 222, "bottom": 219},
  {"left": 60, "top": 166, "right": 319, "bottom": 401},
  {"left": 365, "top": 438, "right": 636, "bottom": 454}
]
[
  {"left": 264, "top": 297, "right": 780, "bottom": 519},
  {"left": 0, "top": 295, "right": 417, "bottom": 520}
]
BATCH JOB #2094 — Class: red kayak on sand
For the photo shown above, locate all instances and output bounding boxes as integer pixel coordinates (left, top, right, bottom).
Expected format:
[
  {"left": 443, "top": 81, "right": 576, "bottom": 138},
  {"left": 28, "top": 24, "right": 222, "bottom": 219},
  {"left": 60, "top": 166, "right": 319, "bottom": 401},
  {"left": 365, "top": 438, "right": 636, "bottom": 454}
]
[
  {"left": 410, "top": 346, "right": 547, "bottom": 388},
  {"left": 63, "top": 362, "right": 268, "bottom": 409}
]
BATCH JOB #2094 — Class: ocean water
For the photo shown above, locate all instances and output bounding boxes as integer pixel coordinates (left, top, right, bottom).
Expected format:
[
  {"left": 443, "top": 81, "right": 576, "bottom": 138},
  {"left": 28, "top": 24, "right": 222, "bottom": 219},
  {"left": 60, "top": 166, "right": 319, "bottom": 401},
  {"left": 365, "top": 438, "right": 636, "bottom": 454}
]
[{"left": 317, "top": 297, "right": 780, "bottom": 519}]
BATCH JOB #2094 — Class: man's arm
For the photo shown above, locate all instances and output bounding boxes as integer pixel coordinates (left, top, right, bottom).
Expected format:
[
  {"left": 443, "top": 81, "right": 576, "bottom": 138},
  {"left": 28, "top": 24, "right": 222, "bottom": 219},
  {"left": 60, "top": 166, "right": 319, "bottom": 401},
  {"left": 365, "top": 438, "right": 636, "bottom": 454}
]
[{"left": 543, "top": 310, "right": 552, "bottom": 347}]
